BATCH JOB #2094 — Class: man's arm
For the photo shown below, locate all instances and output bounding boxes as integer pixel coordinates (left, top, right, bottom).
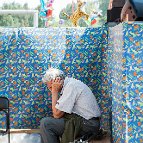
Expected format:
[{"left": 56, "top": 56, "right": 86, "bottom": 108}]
[
  {"left": 52, "top": 90, "right": 65, "bottom": 118},
  {"left": 51, "top": 77, "right": 65, "bottom": 118}
]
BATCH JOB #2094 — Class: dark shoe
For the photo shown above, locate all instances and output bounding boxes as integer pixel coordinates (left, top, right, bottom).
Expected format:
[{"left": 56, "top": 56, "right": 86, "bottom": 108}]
[{"left": 88, "top": 128, "right": 109, "bottom": 141}]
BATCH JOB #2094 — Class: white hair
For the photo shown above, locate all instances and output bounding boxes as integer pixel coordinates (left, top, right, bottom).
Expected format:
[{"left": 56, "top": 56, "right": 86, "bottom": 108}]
[{"left": 42, "top": 68, "right": 65, "bottom": 83}]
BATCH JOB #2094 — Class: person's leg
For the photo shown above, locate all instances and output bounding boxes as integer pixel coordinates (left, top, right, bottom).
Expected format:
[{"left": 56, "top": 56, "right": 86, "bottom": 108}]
[
  {"left": 40, "top": 117, "right": 65, "bottom": 143},
  {"left": 80, "top": 118, "right": 100, "bottom": 137}
]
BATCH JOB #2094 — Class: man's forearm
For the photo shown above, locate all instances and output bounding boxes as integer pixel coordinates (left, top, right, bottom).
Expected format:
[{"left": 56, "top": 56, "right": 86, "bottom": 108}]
[
  {"left": 52, "top": 91, "right": 59, "bottom": 112},
  {"left": 52, "top": 91, "right": 64, "bottom": 118}
]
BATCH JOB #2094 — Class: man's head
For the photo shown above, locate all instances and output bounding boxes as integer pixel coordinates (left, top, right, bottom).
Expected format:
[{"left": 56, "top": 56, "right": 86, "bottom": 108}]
[{"left": 42, "top": 68, "right": 65, "bottom": 91}]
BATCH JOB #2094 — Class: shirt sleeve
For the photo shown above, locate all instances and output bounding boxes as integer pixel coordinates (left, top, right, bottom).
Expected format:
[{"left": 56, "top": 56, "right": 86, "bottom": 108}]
[{"left": 55, "top": 82, "right": 77, "bottom": 113}]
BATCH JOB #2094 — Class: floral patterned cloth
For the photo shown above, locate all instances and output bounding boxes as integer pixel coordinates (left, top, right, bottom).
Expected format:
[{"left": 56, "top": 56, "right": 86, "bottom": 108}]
[{"left": 0, "top": 23, "right": 143, "bottom": 142}]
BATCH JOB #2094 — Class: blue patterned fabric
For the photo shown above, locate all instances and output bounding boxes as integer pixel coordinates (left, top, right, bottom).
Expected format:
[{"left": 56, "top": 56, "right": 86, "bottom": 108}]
[
  {"left": 0, "top": 23, "right": 143, "bottom": 142},
  {"left": 0, "top": 27, "right": 110, "bottom": 129},
  {"left": 108, "top": 23, "right": 143, "bottom": 143}
]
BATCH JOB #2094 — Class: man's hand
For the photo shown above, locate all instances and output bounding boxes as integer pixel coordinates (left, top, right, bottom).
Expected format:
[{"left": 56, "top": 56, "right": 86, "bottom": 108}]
[{"left": 52, "top": 77, "right": 63, "bottom": 94}]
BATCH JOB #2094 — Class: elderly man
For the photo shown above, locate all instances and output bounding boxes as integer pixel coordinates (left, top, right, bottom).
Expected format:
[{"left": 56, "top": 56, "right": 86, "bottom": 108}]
[{"left": 40, "top": 68, "right": 101, "bottom": 143}]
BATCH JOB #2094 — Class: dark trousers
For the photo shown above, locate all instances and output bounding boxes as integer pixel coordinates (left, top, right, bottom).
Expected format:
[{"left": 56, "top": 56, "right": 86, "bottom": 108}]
[{"left": 40, "top": 116, "right": 100, "bottom": 143}]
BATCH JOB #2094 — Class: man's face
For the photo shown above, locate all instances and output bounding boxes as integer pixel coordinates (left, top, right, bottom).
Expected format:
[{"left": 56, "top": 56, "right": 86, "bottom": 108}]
[{"left": 46, "top": 81, "right": 53, "bottom": 91}]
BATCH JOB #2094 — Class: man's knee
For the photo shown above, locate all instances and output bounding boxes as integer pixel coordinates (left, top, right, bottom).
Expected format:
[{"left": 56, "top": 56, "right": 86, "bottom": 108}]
[{"left": 40, "top": 117, "right": 54, "bottom": 129}]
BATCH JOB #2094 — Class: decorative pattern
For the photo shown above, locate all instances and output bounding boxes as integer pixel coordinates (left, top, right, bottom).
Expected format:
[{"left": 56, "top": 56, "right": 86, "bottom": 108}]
[
  {"left": 1, "top": 23, "right": 142, "bottom": 143},
  {"left": 0, "top": 27, "right": 110, "bottom": 129},
  {"left": 109, "top": 23, "right": 143, "bottom": 143}
]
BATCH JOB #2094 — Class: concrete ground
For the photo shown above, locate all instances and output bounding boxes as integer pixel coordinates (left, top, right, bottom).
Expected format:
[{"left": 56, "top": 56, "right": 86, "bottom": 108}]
[
  {"left": 0, "top": 133, "right": 41, "bottom": 143},
  {"left": 0, "top": 131, "right": 111, "bottom": 143}
]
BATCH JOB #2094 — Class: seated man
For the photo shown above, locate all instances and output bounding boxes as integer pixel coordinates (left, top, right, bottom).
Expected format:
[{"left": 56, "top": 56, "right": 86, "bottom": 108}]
[{"left": 40, "top": 68, "right": 101, "bottom": 143}]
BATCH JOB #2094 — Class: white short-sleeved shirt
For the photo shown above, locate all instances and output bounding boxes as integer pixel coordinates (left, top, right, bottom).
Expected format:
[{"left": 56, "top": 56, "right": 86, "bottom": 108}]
[{"left": 55, "top": 77, "right": 101, "bottom": 120}]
